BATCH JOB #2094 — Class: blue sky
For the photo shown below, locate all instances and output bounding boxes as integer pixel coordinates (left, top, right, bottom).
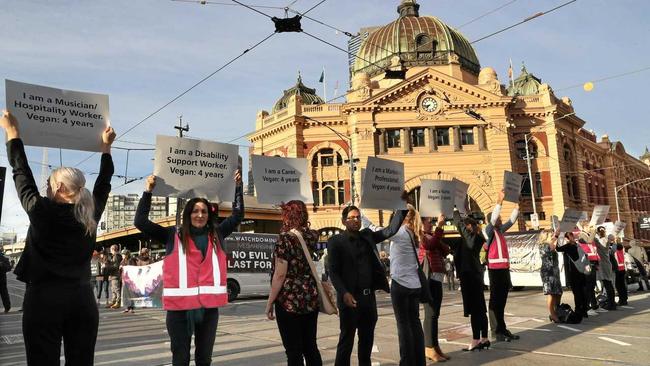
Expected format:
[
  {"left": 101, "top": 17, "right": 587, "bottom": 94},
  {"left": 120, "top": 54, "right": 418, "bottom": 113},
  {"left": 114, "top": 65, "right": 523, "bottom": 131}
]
[{"left": 1, "top": 0, "right": 649, "bottom": 239}]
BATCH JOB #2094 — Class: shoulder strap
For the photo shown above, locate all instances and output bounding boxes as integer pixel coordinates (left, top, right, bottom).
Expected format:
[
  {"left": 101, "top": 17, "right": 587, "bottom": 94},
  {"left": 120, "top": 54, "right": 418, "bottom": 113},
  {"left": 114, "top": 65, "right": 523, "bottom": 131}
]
[
  {"left": 289, "top": 229, "right": 322, "bottom": 286},
  {"left": 405, "top": 228, "right": 424, "bottom": 271}
]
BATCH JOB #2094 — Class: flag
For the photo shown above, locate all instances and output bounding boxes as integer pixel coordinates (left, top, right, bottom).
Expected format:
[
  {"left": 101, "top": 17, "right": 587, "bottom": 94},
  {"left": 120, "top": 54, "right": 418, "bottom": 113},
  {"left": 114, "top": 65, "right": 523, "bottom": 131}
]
[{"left": 318, "top": 69, "right": 324, "bottom": 83}]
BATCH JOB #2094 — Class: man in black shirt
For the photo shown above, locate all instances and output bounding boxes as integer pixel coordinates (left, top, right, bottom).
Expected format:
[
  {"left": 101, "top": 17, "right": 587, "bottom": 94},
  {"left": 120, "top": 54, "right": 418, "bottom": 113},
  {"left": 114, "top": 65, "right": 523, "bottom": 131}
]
[{"left": 328, "top": 205, "right": 406, "bottom": 366}]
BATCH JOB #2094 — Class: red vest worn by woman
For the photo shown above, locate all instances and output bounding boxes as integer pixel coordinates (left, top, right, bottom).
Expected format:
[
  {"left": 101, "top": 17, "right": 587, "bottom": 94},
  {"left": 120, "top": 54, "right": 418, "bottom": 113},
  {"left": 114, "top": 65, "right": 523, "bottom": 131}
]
[
  {"left": 615, "top": 249, "right": 625, "bottom": 271},
  {"left": 162, "top": 233, "right": 228, "bottom": 310},
  {"left": 579, "top": 242, "right": 600, "bottom": 262}
]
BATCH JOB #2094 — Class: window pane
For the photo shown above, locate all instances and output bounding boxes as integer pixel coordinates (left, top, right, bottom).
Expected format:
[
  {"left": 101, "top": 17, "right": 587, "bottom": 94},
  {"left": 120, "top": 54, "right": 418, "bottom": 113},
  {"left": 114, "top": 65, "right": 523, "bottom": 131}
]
[
  {"left": 386, "top": 129, "right": 401, "bottom": 148},
  {"left": 312, "top": 182, "right": 320, "bottom": 206},
  {"left": 436, "top": 129, "right": 449, "bottom": 146},
  {"left": 460, "top": 128, "right": 474, "bottom": 145},
  {"left": 321, "top": 155, "right": 334, "bottom": 166},
  {"left": 323, "top": 186, "right": 335, "bottom": 205},
  {"left": 338, "top": 181, "right": 345, "bottom": 204},
  {"left": 411, "top": 128, "right": 425, "bottom": 147}
]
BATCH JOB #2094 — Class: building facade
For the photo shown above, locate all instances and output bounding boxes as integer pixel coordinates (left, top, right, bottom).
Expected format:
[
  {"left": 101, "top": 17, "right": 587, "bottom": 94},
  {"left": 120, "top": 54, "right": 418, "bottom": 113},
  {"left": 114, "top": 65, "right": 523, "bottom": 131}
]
[
  {"left": 248, "top": 0, "right": 650, "bottom": 244},
  {"left": 100, "top": 193, "right": 171, "bottom": 232}
]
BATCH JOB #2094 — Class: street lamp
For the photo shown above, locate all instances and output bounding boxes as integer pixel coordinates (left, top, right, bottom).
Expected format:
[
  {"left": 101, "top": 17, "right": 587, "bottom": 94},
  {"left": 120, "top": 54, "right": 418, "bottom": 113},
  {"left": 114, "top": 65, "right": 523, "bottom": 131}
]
[
  {"left": 303, "top": 116, "right": 359, "bottom": 204},
  {"left": 614, "top": 177, "right": 650, "bottom": 222}
]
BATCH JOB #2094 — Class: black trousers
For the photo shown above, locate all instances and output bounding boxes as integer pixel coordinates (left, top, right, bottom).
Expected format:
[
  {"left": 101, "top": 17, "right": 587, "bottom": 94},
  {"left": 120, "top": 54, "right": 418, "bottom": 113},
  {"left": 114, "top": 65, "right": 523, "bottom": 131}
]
[
  {"left": 615, "top": 270, "right": 628, "bottom": 304},
  {"left": 459, "top": 272, "right": 488, "bottom": 340},
  {"left": 275, "top": 304, "right": 322, "bottom": 366},
  {"left": 584, "top": 264, "right": 598, "bottom": 309},
  {"left": 335, "top": 293, "right": 377, "bottom": 366},
  {"left": 166, "top": 308, "right": 219, "bottom": 366},
  {"left": 0, "top": 274, "right": 10, "bottom": 311},
  {"left": 601, "top": 280, "right": 616, "bottom": 309},
  {"left": 23, "top": 281, "right": 98, "bottom": 366},
  {"left": 96, "top": 277, "right": 109, "bottom": 300},
  {"left": 488, "top": 269, "right": 511, "bottom": 334},
  {"left": 570, "top": 272, "right": 588, "bottom": 317},
  {"left": 391, "top": 281, "right": 425, "bottom": 366},
  {"left": 423, "top": 279, "right": 443, "bottom": 348}
]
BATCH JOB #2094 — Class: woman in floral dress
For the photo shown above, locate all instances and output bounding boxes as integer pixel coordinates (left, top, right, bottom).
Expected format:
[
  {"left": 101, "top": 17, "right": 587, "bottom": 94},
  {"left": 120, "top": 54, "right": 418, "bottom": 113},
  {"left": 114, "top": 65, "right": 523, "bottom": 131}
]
[{"left": 539, "top": 230, "right": 563, "bottom": 323}]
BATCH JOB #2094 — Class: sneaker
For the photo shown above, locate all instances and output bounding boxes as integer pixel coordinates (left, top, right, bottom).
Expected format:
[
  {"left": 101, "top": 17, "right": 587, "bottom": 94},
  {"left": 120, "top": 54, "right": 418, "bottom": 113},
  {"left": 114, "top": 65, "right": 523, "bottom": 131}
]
[{"left": 587, "top": 309, "right": 599, "bottom": 316}]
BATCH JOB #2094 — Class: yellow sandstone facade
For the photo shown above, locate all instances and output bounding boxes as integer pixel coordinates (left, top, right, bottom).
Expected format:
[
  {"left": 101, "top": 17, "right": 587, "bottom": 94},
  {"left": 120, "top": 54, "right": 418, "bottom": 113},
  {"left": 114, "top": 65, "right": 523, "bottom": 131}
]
[{"left": 248, "top": 0, "right": 650, "bottom": 244}]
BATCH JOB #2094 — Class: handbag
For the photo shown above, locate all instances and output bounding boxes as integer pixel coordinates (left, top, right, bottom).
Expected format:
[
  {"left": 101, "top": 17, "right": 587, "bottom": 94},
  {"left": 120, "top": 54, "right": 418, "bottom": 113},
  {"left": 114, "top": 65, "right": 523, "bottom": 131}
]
[
  {"left": 406, "top": 229, "right": 435, "bottom": 306},
  {"left": 290, "top": 229, "right": 338, "bottom": 315}
]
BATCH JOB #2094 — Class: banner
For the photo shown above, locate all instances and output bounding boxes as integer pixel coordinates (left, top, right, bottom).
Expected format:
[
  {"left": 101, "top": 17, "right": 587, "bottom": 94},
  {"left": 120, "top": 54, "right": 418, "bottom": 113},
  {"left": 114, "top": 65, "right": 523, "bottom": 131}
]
[
  {"left": 559, "top": 208, "right": 583, "bottom": 233},
  {"left": 251, "top": 155, "right": 313, "bottom": 204},
  {"left": 503, "top": 231, "right": 543, "bottom": 272},
  {"left": 153, "top": 135, "right": 238, "bottom": 202},
  {"left": 224, "top": 233, "right": 277, "bottom": 273},
  {"left": 452, "top": 178, "right": 469, "bottom": 214},
  {"left": 360, "top": 157, "right": 405, "bottom": 210},
  {"left": 5, "top": 79, "right": 109, "bottom": 152},
  {"left": 121, "top": 261, "right": 163, "bottom": 308},
  {"left": 419, "top": 179, "right": 455, "bottom": 218},
  {"left": 503, "top": 171, "right": 523, "bottom": 202},
  {"left": 589, "top": 205, "right": 610, "bottom": 226}
]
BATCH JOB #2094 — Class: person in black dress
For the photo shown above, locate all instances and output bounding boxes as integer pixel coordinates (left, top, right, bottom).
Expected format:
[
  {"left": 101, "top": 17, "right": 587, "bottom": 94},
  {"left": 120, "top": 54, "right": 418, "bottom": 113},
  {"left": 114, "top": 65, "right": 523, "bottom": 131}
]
[{"left": 2, "top": 110, "right": 115, "bottom": 365}]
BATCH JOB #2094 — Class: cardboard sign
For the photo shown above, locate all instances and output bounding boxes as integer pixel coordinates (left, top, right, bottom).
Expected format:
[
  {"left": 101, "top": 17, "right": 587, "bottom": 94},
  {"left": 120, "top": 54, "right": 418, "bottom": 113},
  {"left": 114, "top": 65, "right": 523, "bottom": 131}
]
[
  {"left": 153, "top": 135, "right": 238, "bottom": 202},
  {"left": 252, "top": 155, "right": 312, "bottom": 204},
  {"left": 589, "top": 205, "right": 610, "bottom": 226},
  {"left": 419, "top": 179, "right": 456, "bottom": 218},
  {"left": 224, "top": 233, "right": 277, "bottom": 273},
  {"left": 360, "top": 157, "right": 405, "bottom": 210},
  {"left": 452, "top": 178, "right": 470, "bottom": 214},
  {"left": 614, "top": 221, "right": 627, "bottom": 235},
  {"left": 503, "top": 171, "right": 524, "bottom": 202},
  {"left": 5, "top": 80, "right": 109, "bottom": 152},
  {"left": 559, "top": 208, "right": 583, "bottom": 233}
]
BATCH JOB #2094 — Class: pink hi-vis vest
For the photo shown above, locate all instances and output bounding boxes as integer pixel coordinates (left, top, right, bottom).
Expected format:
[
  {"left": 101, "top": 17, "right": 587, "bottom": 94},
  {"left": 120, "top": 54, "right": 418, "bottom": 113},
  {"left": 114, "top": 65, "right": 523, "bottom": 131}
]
[
  {"left": 579, "top": 243, "right": 600, "bottom": 262},
  {"left": 485, "top": 230, "right": 510, "bottom": 269},
  {"left": 162, "top": 233, "right": 228, "bottom": 310},
  {"left": 615, "top": 249, "right": 625, "bottom": 271}
]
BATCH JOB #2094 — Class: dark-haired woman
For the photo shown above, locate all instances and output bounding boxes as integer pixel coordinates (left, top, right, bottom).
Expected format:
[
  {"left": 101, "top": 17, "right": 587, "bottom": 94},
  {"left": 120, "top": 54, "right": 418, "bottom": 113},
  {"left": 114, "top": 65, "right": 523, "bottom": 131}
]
[
  {"left": 134, "top": 173, "right": 243, "bottom": 366},
  {"left": 2, "top": 110, "right": 115, "bottom": 365},
  {"left": 265, "top": 200, "right": 322, "bottom": 366}
]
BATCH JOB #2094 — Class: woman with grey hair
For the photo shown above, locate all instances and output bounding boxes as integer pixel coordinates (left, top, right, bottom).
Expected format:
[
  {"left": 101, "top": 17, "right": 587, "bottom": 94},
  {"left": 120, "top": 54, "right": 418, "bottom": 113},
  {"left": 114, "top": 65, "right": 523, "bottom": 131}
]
[
  {"left": 594, "top": 227, "right": 616, "bottom": 310},
  {"left": 2, "top": 110, "right": 115, "bottom": 365}
]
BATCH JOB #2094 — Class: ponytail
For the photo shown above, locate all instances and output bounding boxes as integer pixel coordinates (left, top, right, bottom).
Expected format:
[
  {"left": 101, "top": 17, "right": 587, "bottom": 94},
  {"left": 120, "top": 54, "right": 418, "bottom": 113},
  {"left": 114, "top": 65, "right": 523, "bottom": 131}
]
[{"left": 75, "top": 187, "right": 97, "bottom": 236}]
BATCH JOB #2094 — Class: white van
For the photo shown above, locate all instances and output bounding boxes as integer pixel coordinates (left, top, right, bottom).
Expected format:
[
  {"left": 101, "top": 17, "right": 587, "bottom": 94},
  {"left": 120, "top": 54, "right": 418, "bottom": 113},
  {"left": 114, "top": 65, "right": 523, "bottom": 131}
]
[{"left": 224, "top": 232, "right": 277, "bottom": 301}]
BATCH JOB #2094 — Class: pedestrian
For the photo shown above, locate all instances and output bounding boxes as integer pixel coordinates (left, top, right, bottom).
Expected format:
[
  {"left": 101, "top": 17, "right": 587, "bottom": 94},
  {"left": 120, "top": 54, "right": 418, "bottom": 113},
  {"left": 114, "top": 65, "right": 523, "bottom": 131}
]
[
  {"left": 121, "top": 249, "right": 138, "bottom": 314},
  {"left": 611, "top": 237, "right": 628, "bottom": 305},
  {"left": 628, "top": 240, "right": 650, "bottom": 291},
  {"left": 556, "top": 232, "right": 588, "bottom": 319},
  {"left": 90, "top": 251, "right": 100, "bottom": 299},
  {"left": 97, "top": 251, "right": 110, "bottom": 305},
  {"left": 577, "top": 223, "right": 600, "bottom": 314},
  {"left": 265, "top": 200, "right": 323, "bottom": 366},
  {"left": 327, "top": 200, "right": 407, "bottom": 366},
  {"left": 137, "top": 248, "right": 152, "bottom": 266},
  {"left": 595, "top": 227, "right": 616, "bottom": 310},
  {"left": 538, "top": 230, "right": 562, "bottom": 323},
  {"left": 134, "top": 172, "right": 243, "bottom": 366},
  {"left": 107, "top": 244, "right": 123, "bottom": 309},
  {"left": 0, "top": 250, "right": 11, "bottom": 313},
  {"left": 419, "top": 214, "right": 450, "bottom": 362},
  {"left": 452, "top": 208, "right": 490, "bottom": 351},
  {"left": 483, "top": 189, "right": 520, "bottom": 342},
  {"left": 379, "top": 251, "right": 390, "bottom": 276},
  {"left": 2, "top": 110, "right": 115, "bottom": 365},
  {"left": 444, "top": 255, "right": 455, "bottom": 291}
]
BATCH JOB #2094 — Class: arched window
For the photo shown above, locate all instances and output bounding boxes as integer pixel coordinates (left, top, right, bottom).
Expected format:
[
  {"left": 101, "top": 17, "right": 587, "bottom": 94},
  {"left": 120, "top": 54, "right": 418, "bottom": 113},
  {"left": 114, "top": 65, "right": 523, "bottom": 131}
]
[{"left": 515, "top": 139, "right": 538, "bottom": 159}]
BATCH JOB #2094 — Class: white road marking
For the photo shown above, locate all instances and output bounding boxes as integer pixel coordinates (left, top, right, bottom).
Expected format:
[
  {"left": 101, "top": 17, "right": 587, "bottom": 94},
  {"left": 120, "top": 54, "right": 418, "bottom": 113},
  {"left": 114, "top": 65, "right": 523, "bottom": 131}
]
[
  {"left": 620, "top": 305, "right": 634, "bottom": 309},
  {"left": 529, "top": 318, "right": 544, "bottom": 323},
  {"left": 598, "top": 337, "right": 631, "bottom": 346},
  {"left": 509, "top": 326, "right": 551, "bottom": 332},
  {"left": 557, "top": 325, "right": 581, "bottom": 332},
  {"left": 504, "top": 312, "right": 514, "bottom": 316}
]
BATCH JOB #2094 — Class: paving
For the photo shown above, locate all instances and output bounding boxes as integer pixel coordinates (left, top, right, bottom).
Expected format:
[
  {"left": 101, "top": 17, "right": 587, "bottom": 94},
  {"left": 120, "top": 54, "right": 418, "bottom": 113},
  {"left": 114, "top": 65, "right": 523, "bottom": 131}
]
[{"left": 1, "top": 272, "right": 649, "bottom": 365}]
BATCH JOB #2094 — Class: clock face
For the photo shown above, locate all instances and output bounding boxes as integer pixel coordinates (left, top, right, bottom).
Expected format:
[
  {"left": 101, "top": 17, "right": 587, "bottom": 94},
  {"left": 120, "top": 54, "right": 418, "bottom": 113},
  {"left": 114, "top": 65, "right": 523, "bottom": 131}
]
[{"left": 421, "top": 96, "right": 438, "bottom": 113}]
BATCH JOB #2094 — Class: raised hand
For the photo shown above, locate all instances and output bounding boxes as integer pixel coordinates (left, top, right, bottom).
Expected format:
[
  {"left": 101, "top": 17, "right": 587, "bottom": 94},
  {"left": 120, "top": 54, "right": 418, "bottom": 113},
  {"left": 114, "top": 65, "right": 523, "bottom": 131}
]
[
  {"left": 0, "top": 110, "right": 19, "bottom": 140},
  {"left": 145, "top": 175, "right": 157, "bottom": 193}
]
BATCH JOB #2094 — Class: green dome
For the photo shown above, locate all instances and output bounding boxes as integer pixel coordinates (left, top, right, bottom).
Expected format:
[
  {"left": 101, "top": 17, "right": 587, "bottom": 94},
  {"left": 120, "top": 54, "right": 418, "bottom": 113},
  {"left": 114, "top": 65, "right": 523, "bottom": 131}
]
[
  {"left": 272, "top": 74, "right": 324, "bottom": 113},
  {"left": 507, "top": 64, "right": 542, "bottom": 96},
  {"left": 352, "top": 0, "right": 480, "bottom": 77}
]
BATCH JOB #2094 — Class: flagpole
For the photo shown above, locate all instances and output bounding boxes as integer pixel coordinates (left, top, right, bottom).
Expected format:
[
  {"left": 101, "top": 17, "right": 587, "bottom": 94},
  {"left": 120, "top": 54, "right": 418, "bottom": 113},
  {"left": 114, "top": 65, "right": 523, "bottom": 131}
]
[{"left": 323, "top": 67, "right": 327, "bottom": 102}]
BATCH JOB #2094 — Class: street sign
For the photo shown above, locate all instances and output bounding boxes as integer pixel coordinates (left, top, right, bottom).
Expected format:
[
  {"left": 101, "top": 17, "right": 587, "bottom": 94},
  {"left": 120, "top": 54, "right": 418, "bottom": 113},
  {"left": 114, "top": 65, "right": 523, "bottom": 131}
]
[
  {"left": 530, "top": 213, "right": 539, "bottom": 229},
  {"left": 640, "top": 216, "right": 650, "bottom": 230}
]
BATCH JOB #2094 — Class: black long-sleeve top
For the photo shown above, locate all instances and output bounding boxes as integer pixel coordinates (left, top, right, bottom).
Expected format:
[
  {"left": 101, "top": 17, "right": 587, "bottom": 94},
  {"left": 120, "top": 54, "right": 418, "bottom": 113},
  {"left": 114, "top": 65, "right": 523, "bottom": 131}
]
[
  {"left": 9, "top": 139, "right": 113, "bottom": 284},
  {"left": 452, "top": 210, "right": 485, "bottom": 274},
  {"left": 134, "top": 185, "right": 244, "bottom": 254}
]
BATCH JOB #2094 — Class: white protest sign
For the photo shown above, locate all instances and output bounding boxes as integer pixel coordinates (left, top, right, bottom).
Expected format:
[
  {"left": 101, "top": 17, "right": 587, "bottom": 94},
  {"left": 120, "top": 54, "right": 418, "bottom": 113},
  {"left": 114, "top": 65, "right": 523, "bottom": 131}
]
[
  {"left": 559, "top": 208, "right": 583, "bottom": 233},
  {"left": 419, "top": 180, "right": 456, "bottom": 218},
  {"left": 452, "top": 178, "right": 469, "bottom": 214},
  {"left": 359, "top": 157, "right": 404, "bottom": 210},
  {"left": 503, "top": 171, "right": 524, "bottom": 202},
  {"left": 613, "top": 221, "right": 626, "bottom": 235},
  {"left": 5, "top": 80, "right": 109, "bottom": 152},
  {"left": 589, "top": 205, "right": 610, "bottom": 226},
  {"left": 153, "top": 135, "right": 238, "bottom": 202},
  {"left": 251, "top": 155, "right": 312, "bottom": 204}
]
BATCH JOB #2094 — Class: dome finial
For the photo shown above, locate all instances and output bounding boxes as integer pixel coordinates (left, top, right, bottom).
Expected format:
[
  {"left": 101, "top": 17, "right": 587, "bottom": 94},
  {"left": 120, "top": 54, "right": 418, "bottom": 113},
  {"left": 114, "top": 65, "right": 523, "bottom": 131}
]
[
  {"left": 397, "top": 0, "right": 419, "bottom": 17},
  {"left": 297, "top": 70, "right": 302, "bottom": 84},
  {"left": 521, "top": 61, "right": 528, "bottom": 74}
]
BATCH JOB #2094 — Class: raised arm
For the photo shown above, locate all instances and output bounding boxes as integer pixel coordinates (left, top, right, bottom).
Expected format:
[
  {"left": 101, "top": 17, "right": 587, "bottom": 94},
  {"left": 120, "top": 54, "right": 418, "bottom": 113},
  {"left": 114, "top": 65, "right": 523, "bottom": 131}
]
[
  {"left": 93, "top": 126, "right": 116, "bottom": 221},
  {"left": 133, "top": 175, "right": 169, "bottom": 244},
  {"left": 370, "top": 208, "right": 407, "bottom": 244},
  {"left": 501, "top": 204, "right": 519, "bottom": 232},
  {"left": 218, "top": 170, "right": 244, "bottom": 238},
  {"left": 2, "top": 111, "right": 43, "bottom": 216},
  {"left": 420, "top": 215, "right": 446, "bottom": 251}
]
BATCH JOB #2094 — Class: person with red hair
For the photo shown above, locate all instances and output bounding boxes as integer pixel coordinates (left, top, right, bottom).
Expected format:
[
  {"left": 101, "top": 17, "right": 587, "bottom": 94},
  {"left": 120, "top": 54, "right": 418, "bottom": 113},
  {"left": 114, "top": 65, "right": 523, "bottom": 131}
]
[{"left": 265, "top": 200, "right": 323, "bottom": 366}]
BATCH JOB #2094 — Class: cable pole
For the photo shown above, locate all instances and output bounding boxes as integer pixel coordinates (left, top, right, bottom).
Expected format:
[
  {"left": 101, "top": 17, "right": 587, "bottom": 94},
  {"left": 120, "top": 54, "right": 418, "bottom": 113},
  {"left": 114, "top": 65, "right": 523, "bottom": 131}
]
[
  {"left": 524, "top": 134, "right": 539, "bottom": 229},
  {"left": 174, "top": 115, "right": 189, "bottom": 226}
]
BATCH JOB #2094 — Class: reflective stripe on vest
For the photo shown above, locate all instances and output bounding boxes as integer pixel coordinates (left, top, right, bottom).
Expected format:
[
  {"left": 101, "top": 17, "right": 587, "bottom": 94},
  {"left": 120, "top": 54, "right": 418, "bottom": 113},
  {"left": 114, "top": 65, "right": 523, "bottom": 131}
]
[
  {"left": 162, "top": 233, "right": 228, "bottom": 310},
  {"left": 579, "top": 243, "right": 600, "bottom": 262},
  {"left": 486, "top": 230, "right": 510, "bottom": 269},
  {"left": 615, "top": 249, "right": 625, "bottom": 271}
]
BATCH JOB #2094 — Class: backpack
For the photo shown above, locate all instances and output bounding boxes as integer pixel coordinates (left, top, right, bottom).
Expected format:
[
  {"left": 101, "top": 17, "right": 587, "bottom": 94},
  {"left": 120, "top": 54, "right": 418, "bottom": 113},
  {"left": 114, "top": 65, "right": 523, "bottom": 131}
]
[
  {"left": 557, "top": 303, "right": 582, "bottom": 324},
  {"left": 571, "top": 245, "right": 592, "bottom": 275}
]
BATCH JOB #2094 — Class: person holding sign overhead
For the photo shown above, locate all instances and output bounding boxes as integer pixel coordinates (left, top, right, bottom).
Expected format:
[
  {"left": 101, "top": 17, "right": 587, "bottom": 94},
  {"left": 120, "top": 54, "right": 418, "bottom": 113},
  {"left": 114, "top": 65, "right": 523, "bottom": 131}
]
[
  {"left": 595, "top": 226, "right": 616, "bottom": 311},
  {"left": 483, "top": 189, "right": 520, "bottom": 342},
  {"left": 134, "top": 171, "right": 243, "bottom": 366},
  {"left": 1, "top": 110, "right": 115, "bottom": 365},
  {"left": 265, "top": 200, "right": 323, "bottom": 366}
]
